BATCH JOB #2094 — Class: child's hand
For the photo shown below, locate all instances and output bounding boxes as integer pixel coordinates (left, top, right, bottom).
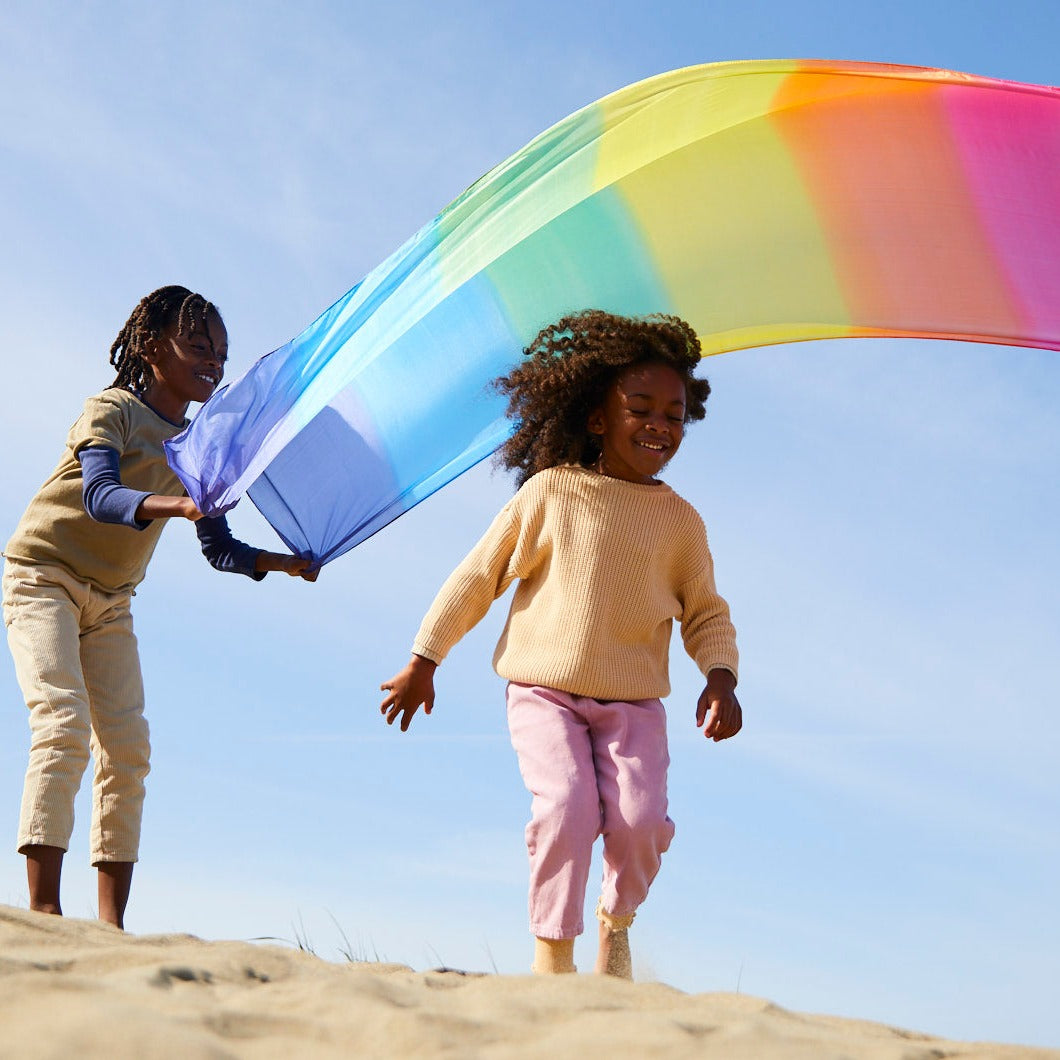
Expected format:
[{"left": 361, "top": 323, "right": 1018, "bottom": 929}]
[
  {"left": 696, "top": 668, "right": 742, "bottom": 742},
  {"left": 255, "top": 552, "right": 319, "bottom": 581},
  {"left": 380, "top": 654, "right": 437, "bottom": 732}
]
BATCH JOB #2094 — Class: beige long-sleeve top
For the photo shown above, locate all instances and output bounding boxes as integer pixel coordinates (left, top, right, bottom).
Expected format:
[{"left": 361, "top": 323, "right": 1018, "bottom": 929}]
[
  {"left": 4, "top": 389, "right": 187, "bottom": 593},
  {"left": 413, "top": 464, "right": 738, "bottom": 700}
]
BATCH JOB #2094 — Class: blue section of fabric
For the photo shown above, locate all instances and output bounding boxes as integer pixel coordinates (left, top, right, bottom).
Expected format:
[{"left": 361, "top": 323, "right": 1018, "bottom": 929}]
[{"left": 243, "top": 270, "right": 519, "bottom": 564}]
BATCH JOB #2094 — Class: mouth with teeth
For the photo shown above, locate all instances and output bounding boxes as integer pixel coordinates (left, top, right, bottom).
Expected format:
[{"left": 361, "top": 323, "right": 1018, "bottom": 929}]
[
  {"left": 636, "top": 439, "right": 669, "bottom": 452},
  {"left": 195, "top": 372, "right": 220, "bottom": 387}
]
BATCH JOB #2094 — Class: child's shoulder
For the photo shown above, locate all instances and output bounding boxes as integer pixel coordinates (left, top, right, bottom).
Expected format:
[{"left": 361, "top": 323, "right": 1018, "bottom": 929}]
[
  {"left": 526, "top": 463, "right": 587, "bottom": 487},
  {"left": 80, "top": 386, "right": 140, "bottom": 417},
  {"left": 516, "top": 463, "right": 594, "bottom": 500},
  {"left": 66, "top": 388, "right": 153, "bottom": 451}
]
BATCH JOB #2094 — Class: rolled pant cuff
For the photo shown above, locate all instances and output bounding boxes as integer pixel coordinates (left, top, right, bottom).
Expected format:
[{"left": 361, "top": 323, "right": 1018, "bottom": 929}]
[
  {"left": 91, "top": 851, "right": 139, "bottom": 865},
  {"left": 595, "top": 900, "right": 636, "bottom": 931},
  {"left": 529, "top": 922, "right": 583, "bottom": 940},
  {"left": 17, "top": 836, "right": 70, "bottom": 855}
]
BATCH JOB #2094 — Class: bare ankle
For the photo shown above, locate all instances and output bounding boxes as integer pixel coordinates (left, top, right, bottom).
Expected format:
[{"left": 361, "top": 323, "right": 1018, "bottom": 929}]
[
  {"left": 532, "top": 936, "right": 576, "bottom": 974},
  {"left": 25, "top": 845, "right": 64, "bottom": 917},
  {"left": 595, "top": 920, "right": 633, "bottom": 980}
]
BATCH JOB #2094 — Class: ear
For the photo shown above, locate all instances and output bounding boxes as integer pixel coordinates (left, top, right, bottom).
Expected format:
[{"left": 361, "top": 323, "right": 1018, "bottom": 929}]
[
  {"left": 586, "top": 408, "right": 606, "bottom": 435},
  {"left": 140, "top": 336, "right": 162, "bottom": 365}
]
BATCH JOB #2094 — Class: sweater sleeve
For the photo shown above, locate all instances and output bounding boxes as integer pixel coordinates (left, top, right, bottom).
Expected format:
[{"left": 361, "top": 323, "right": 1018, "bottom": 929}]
[
  {"left": 195, "top": 515, "right": 267, "bottom": 580},
  {"left": 79, "top": 447, "right": 152, "bottom": 530},
  {"left": 411, "top": 499, "right": 523, "bottom": 665},
  {"left": 676, "top": 519, "right": 739, "bottom": 682}
]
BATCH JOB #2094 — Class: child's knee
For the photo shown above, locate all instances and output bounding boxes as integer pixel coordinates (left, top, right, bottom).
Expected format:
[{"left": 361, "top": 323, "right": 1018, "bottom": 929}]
[
  {"left": 604, "top": 806, "right": 674, "bottom": 856},
  {"left": 526, "top": 790, "right": 602, "bottom": 852}
]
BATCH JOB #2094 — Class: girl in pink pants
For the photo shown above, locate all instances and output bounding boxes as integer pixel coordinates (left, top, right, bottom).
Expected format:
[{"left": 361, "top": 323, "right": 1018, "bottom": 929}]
[
  {"left": 506, "top": 683, "right": 676, "bottom": 943},
  {"left": 381, "top": 311, "right": 741, "bottom": 977}
]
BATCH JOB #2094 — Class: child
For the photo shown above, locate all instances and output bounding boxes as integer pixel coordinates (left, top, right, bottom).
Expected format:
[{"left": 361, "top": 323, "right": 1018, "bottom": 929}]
[
  {"left": 2, "top": 285, "right": 315, "bottom": 930},
  {"left": 380, "top": 309, "right": 741, "bottom": 978}
]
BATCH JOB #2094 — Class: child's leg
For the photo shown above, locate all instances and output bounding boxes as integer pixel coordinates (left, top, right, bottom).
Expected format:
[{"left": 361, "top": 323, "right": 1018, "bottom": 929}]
[
  {"left": 506, "top": 683, "right": 602, "bottom": 969},
  {"left": 590, "top": 697, "right": 675, "bottom": 978},
  {"left": 4, "top": 564, "right": 94, "bottom": 870},
  {"left": 80, "top": 589, "right": 148, "bottom": 928},
  {"left": 24, "top": 844, "right": 64, "bottom": 915},
  {"left": 532, "top": 937, "right": 576, "bottom": 975},
  {"left": 97, "top": 862, "right": 134, "bottom": 929},
  {"left": 595, "top": 917, "right": 632, "bottom": 979}
]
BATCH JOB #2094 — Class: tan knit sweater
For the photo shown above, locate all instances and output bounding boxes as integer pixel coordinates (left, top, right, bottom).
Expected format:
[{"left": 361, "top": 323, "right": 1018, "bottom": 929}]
[{"left": 413, "top": 464, "right": 738, "bottom": 700}]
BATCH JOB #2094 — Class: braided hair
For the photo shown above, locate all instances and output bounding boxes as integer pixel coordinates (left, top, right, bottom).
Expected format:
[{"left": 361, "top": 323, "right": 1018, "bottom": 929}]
[
  {"left": 108, "top": 285, "right": 218, "bottom": 393},
  {"left": 495, "top": 309, "right": 711, "bottom": 486}
]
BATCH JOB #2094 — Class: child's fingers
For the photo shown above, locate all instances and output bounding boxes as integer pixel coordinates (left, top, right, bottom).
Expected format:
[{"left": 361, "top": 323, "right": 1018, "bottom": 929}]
[
  {"left": 380, "top": 684, "right": 422, "bottom": 731},
  {"left": 695, "top": 697, "right": 709, "bottom": 727},
  {"left": 706, "top": 699, "right": 742, "bottom": 741},
  {"left": 702, "top": 704, "right": 718, "bottom": 738}
]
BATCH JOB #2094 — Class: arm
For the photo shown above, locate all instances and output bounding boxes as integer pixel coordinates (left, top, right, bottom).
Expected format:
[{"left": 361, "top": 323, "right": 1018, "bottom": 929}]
[
  {"left": 408, "top": 498, "right": 523, "bottom": 666},
  {"left": 195, "top": 516, "right": 317, "bottom": 580},
  {"left": 676, "top": 517, "right": 741, "bottom": 742},
  {"left": 379, "top": 497, "right": 524, "bottom": 731},
  {"left": 80, "top": 447, "right": 200, "bottom": 527}
]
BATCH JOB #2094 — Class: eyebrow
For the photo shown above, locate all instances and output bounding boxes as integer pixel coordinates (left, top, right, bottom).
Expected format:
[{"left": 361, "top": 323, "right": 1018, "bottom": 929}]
[{"left": 626, "top": 391, "right": 686, "bottom": 406}]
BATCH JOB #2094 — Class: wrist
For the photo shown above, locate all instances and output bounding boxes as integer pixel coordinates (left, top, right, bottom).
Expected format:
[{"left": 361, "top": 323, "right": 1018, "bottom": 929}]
[{"left": 706, "top": 667, "right": 736, "bottom": 690}]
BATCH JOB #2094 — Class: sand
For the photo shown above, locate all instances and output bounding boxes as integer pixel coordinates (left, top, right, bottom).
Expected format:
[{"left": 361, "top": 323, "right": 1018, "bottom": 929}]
[{"left": 1, "top": 905, "right": 1055, "bottom": 1059}]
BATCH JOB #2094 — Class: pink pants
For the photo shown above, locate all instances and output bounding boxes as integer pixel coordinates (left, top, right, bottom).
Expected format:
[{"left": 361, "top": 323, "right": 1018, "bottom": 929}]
[{"left": 506, "top": 682, "right": 675, "bottom": 939}]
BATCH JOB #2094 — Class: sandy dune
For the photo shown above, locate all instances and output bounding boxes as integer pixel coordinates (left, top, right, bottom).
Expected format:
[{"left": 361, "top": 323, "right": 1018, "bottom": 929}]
[{"left": 1, "top": 905, "right": 1054, "bottom": 1059}]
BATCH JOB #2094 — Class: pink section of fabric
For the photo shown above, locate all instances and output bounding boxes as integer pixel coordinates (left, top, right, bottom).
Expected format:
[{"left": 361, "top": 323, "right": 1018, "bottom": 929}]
[
  {"left": 944, "top": 84, "right": 1060, "bottom": 348},
  {"left": 506, "top": 682, "right": 675, "bottom": 939}
]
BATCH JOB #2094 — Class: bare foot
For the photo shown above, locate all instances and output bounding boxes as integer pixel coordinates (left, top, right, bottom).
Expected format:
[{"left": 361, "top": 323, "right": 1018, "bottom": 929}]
[
  {"left": 595, "top": 920, "right": 633, "bottom": 979},
  {"left": 532, "top": 937, "right": 576, "bottom": 974}
]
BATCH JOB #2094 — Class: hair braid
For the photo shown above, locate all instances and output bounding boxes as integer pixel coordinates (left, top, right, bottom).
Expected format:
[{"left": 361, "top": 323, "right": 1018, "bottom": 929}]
[
  {"left": 495, "top": 309, "right": 711, "bottom": 486},
  {"left": 108, "top": 285, "right": 218, "bottom": 393}
]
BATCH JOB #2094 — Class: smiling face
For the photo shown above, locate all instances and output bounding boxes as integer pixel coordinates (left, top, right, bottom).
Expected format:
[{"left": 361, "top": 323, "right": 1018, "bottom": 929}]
[
  {"left": 587, "top": 361, "right": 688, "bottom": 484},
  {"left": 142, "top": 309, "right": 228, "bottom": 422}
]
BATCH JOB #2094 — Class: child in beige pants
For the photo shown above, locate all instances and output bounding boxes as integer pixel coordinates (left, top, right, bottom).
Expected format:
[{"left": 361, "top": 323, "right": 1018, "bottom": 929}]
[{"left": 4, "top": 286, "right": 315, "bottom": 928}]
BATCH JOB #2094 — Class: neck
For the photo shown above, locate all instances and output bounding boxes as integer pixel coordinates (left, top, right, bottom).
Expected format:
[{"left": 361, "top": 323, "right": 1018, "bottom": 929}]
[
  {"left": 594, "top": 453, "right": 658, "bottom": 486},
  {"left": 140, "top": 385, "right": 189, "bottom": 425}
]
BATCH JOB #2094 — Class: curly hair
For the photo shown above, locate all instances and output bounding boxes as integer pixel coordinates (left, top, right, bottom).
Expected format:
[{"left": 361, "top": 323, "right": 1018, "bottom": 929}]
[
  {"left": 495, "top": 309, "right": 711, "bottom": 486},
  {"left": 108, "top": 285, "right": 219, "bottom": 393}
]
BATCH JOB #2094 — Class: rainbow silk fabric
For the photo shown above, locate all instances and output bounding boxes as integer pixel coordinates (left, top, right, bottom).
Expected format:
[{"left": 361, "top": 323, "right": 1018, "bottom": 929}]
[{"left": 165, "top": 59, "right": 1060, "bottom": 566}]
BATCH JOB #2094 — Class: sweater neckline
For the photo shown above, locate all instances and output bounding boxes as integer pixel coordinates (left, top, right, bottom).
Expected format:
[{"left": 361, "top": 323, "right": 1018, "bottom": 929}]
[{"left": 558, "top": 463, "right": 674, "bottom": 495}]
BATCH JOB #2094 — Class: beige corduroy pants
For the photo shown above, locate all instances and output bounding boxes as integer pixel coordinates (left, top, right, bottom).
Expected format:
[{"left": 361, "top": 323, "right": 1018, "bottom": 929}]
[{"left": 3, "top": 560, "right": 149, "bottom": 863}]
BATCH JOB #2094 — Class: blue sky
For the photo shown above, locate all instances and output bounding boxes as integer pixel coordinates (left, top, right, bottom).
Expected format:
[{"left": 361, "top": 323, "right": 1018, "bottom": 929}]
[{"left": 1, "top": 0, "right": 1057, "bottom": 1048}]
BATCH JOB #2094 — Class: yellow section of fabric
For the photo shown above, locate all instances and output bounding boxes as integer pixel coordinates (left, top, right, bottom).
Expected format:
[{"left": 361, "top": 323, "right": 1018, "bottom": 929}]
[{"left": 592, "top": 63, "right": 850, "bottom": 354}]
